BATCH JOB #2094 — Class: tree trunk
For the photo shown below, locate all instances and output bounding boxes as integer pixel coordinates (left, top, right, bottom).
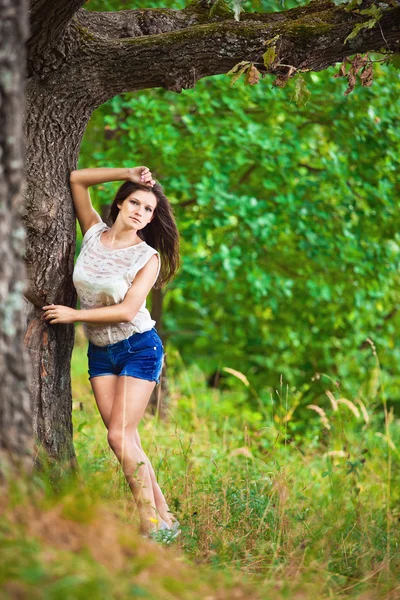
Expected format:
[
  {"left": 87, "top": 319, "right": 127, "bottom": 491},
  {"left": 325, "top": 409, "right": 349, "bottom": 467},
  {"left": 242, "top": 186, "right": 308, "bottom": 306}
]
[
  {"left": 0, "top": 0, "right": 33, "bottom": 477},
  {"left": 21, "top": 73, "right": 98, "bottom": 470}
]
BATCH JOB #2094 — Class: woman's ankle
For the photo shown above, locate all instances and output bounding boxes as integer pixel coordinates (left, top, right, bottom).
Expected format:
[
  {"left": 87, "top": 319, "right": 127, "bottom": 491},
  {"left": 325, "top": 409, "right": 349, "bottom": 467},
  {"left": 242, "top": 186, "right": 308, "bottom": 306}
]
[
  {"left": 160, "top": 515, "right": 173, "bottom": 527},
  {"left": 138, "top": 505, "right": 159, "bottom": 534}
]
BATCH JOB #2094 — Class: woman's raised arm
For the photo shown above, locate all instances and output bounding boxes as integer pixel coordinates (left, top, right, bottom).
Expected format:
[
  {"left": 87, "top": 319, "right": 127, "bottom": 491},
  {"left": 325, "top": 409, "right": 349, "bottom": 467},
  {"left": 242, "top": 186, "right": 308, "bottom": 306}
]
[
  {"left": 69, "top": 167, "right": 155, "bottom": 236},
  {"left": 70, "top": 169, "right": 129, "bottom": 237},
  {"left": 70, "top": 167, "right": 130, "bottom": 188}
]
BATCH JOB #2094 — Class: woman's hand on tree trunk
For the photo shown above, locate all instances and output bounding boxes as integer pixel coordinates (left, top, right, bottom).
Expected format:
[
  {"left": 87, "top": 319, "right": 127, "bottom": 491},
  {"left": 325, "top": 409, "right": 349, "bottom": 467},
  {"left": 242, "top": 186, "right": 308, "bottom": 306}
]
[
  {"left": 42, "top": 304, "right": 78, "bottom": 324},
  {"left": 127, "top": 166, "right": 155, "bottom": 187}
]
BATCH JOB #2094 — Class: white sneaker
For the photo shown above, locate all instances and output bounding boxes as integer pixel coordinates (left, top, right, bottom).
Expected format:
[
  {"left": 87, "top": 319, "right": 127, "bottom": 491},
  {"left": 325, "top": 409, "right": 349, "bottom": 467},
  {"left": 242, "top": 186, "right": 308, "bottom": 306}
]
[
  {"left": 148, "top": 519, "right": 180, "bottom": 545},
  {"left": 170, "top": 520, "right": 181, "bottom": 537}
]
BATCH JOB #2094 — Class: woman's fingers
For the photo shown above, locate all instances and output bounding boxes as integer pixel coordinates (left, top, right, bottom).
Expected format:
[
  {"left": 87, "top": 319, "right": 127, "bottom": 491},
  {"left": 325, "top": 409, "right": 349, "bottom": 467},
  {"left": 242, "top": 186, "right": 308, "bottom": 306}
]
[
  {"left": 42, "top": 304, "right": 57, "bottom": 322},
  {"left": 140, "top": 167, "right": 155, "bottom": 186}
]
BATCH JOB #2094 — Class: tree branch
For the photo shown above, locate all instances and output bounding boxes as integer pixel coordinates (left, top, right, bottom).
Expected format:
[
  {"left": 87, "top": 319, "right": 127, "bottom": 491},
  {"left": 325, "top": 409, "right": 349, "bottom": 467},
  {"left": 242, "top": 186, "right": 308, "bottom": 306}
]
[
  {"left": 68, "top": 1, "right": 400, "bottom": 103},
  {"left": 27, "top": 0, "right": 88, "bottom": 60},
  {"left": 73, "top": 0, "right": 380, "bottom": 39}
]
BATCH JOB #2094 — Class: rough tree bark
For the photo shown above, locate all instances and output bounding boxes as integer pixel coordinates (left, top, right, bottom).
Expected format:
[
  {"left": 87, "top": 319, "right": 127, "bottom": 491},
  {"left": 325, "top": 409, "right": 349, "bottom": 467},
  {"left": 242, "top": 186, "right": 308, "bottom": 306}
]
[
  {"left": 21, "top": 0, "right": 400, "bottom": 466},
  {"left": 0, "top": 0, "right": 33, "bottom": 476}
]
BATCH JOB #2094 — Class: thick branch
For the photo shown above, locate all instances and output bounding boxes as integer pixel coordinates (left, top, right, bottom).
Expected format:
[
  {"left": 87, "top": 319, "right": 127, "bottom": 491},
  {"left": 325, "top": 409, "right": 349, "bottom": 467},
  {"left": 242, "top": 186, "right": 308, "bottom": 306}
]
[
  {"left": 70, "top": 2, "right": 400, "bottom": 101},
  {"left": 27, "top": 0, "right": 88, "bottom": 60},
  {"left": 73, "top": 0, "right": 379, "bottom": 39}
]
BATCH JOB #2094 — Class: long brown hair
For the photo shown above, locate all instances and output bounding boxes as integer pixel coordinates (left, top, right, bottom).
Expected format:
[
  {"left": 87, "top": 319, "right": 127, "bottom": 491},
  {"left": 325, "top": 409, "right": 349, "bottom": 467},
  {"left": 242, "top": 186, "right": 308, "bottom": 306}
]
[{"left": 107, "top": 181, "right": 180, "bottom": 289}]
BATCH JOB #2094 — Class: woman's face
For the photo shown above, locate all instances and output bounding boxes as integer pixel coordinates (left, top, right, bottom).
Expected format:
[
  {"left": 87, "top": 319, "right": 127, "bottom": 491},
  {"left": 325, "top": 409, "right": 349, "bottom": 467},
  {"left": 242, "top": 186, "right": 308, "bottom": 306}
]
[{"left": 117, "top": 189, "right": 157, "bottom": 231}]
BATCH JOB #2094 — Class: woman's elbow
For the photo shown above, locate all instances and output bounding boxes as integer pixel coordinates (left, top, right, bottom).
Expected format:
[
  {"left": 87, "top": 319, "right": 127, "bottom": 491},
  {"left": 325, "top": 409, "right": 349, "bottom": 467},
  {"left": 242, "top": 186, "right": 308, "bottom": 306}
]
[
  {"left": 124, "top": 307, "right": 139, "bottom": 322},
  {"left": 69, "top": 170, "right": 79, "bottom": 183}
]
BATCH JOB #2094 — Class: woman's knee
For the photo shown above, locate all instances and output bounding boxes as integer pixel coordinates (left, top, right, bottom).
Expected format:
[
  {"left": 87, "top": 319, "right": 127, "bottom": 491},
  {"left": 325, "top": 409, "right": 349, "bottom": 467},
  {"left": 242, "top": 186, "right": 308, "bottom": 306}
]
[{"left": 107, "top": 428, "right": 140, "bottom": 455}]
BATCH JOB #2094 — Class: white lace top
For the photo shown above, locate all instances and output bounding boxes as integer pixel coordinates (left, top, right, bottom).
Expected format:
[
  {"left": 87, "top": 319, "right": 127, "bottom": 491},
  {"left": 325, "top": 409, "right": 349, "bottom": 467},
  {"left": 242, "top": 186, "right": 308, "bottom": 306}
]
[{"left": 72, "top": 221, "right": 161, "bottom": 346}]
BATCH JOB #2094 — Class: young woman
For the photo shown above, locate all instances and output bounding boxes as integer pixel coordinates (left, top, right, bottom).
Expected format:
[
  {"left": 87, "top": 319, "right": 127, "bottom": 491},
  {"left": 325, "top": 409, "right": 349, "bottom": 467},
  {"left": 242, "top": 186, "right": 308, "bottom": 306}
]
[{"left": 42, "top": 166, "right": 180, "bottom": 541}]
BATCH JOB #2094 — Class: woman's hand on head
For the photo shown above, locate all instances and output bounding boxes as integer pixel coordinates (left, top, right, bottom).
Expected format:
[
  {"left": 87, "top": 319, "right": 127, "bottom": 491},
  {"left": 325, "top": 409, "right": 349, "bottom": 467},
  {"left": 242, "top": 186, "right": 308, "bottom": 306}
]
[
  {"left": 127, "top": 166, "right": 156, "bottom": 187},
  {"left": 42, "top": 304, "right": 78, "bottom": 324}
]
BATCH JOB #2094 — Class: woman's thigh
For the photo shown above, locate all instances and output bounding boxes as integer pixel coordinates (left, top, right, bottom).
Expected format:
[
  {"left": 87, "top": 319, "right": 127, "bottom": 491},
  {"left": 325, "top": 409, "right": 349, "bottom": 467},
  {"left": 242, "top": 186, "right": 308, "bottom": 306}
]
[
  {"left": 90, "top": 374, "right": 119, "bottom": 428},
  {"left": 108, "top": 376, "right": 156, "bottom": 438},
  {"left": 90, "top": 374, "right": 155, "bottom": 436}
]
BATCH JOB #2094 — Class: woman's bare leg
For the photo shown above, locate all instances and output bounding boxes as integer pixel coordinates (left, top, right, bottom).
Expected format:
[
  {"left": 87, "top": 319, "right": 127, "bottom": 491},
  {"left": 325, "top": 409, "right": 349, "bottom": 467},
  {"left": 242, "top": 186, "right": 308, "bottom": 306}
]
[
  {"left": 133, "top": 429, "right": 174, "bottom": 527},
  {"left": 90, "top": 375, "right": 175, "bottom": 531}
]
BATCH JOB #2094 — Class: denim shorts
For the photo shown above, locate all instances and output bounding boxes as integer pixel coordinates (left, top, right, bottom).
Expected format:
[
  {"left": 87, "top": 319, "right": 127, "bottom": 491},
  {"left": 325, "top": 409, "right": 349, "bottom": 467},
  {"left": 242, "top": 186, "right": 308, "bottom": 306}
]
[{"left": 87, "top": 327, "right": 164, "bottom": 385}]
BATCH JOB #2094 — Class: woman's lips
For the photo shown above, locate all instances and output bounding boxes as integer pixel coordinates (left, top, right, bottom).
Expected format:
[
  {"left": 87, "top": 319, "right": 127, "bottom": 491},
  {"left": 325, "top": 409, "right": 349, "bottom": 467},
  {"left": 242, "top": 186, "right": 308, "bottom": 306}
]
[{"left": 131, "top": 217, "right": 140, "bottom": 223}]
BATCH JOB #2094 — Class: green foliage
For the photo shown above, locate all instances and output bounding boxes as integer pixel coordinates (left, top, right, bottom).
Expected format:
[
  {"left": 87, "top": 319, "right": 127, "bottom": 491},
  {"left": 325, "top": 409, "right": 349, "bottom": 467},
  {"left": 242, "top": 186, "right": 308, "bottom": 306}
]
[
  {"left": 344, "top": 18, "right": 379, "bottom": 44},
  {"left": 389, "top": 54, "right": 400, "bottom": 70},
  {"left": 344, "top": 5, "right": 382, "bottom": 44},
  {"left": 78, "top": 59, "right": 400, "bottom": 419},
  {"left": 79, "top": 0, "right": 400, "bottom": 421}
]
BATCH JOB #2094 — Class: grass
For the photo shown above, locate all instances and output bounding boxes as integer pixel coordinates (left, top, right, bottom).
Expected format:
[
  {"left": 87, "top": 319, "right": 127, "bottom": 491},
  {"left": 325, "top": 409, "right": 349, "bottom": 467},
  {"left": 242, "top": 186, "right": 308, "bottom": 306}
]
[{"left": 1, "top": 329, "right": 399, "bottom": 599}]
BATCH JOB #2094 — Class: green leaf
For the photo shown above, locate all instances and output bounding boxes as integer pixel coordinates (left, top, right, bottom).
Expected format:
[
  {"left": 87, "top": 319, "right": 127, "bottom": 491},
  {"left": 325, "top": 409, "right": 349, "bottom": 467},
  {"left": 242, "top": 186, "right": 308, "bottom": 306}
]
[
  {"left": 209, "top": 0, "right": 232, "bottom": 18},
  {"left": 227, "top": 61, "right": 251, "bottom": 75},
  {"left": 344, "top": 18, "right": 379, "bottom": 44},
  {"left": 263, "top": 47, "right": 276, "bottom": 69},
  {"left": 390, "top": 54, "right": 400, "bottom": 70},
  {"left": 227, "top": 61, "right": 251, "bottom": 85},
  {"left": 343, "top": 0, "right": 363, "bottom": 11},
  {"left": 359, "top": 5, "right": 382, "bottom": 20},
  {"left": 292, "top": 75, "right": 311, "bottom": 107},
  {"left": 265, "top": 34, "right": 280, "bottom": 46}
]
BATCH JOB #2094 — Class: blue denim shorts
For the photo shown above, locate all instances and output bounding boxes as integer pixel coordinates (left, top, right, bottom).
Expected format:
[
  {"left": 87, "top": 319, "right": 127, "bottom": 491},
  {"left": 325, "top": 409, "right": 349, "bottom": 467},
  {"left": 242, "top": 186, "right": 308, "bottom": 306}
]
[{"left": 87, "top": 327, "right": 164, "bottom": 385}]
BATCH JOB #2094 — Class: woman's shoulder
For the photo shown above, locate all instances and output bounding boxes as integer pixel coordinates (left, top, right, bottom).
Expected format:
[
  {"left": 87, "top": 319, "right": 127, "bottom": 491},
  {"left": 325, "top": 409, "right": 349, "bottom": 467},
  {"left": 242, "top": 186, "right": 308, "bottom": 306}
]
[
  {"left": 130, "top": 242, "right": 160, "bottom": 269},
  {"left": 82, "top": 220, "right": 107, "bottom": 244},
  {"left": 141, "top": 241, "right": 158, "bottom": 254},
  {"left": 130, "top": 243, "right": 161, "bottom": 287}
]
